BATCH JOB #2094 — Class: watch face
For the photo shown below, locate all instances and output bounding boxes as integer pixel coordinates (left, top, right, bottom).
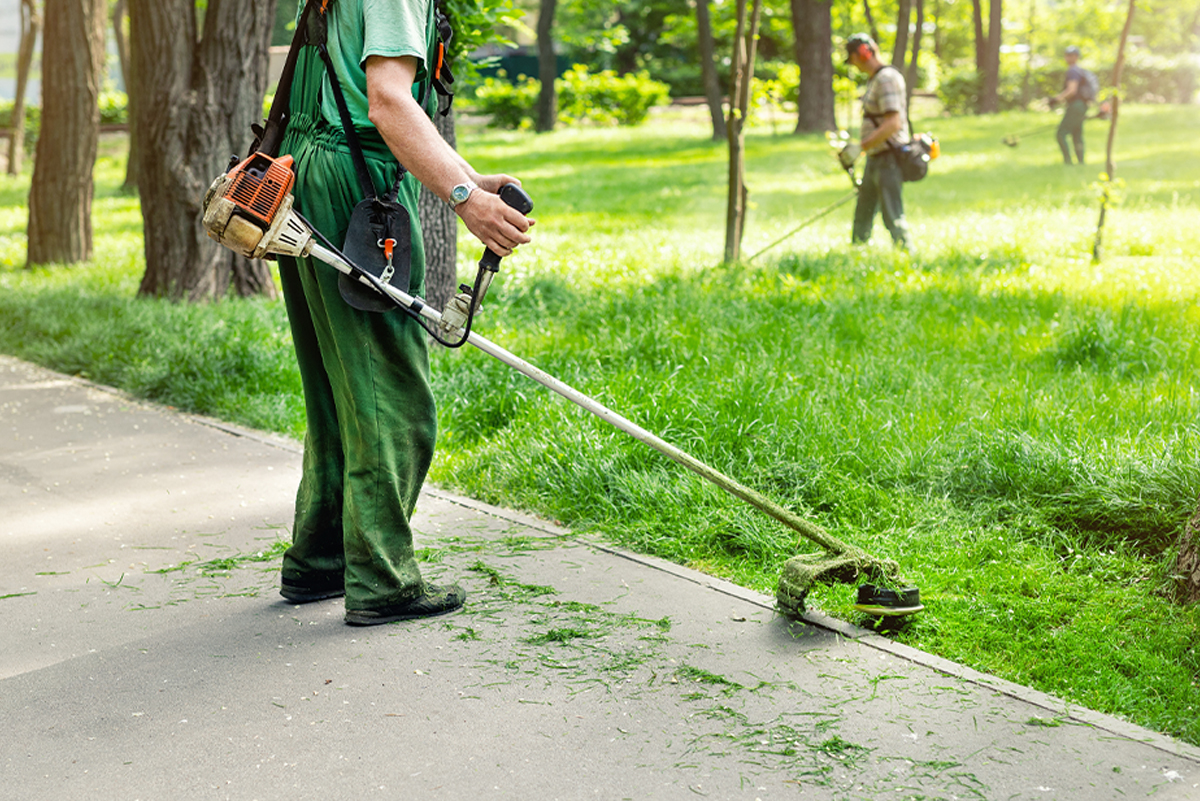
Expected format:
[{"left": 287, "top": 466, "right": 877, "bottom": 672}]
[{"left": 451, "top": 184, "right": 471, "bottom": 204}]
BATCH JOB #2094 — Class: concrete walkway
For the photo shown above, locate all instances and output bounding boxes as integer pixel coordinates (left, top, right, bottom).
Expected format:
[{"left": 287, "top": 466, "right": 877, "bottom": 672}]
[{"left": 2, "top": 353, "right": 1198, "bottom": 800}]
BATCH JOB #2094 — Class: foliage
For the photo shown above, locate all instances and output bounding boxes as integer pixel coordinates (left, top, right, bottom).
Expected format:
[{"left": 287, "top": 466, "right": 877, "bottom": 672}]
[
  {"left": 442, "top": 0, "right": 523, "bottom": 86},
  {"left": 472, "top": 65, "right": 669, "bottom": 129},
  {"left": 98, "top": 91, "right": 128, "bottom": 125},
  {"left": 472, "top": 73, "right": 540, "bottom": 129},
  {"left": 557, "top": 65, "right": 670, "bottom": 126}
]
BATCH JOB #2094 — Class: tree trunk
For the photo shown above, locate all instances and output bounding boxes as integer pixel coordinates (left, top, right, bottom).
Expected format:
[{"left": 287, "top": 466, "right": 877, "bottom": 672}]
[
  {"left": 112, "top": 0, "right": 137, "bottom": 192},
  {"left": 980, "top": 0, "right": 1002, "bottom": 113},
  {"left": 129, "top": 0, "right": 278, "bottom": 301},
  {"left": 892, "top": 0, "right": 912, "bottom": 69},
  {"left": 790, "top": 0, "right": 835, "bottom": 133},
  {"left": 1177, "top": 500, "right": 1200, "bottom": 604},
  {"left": 27, "top": 0, "right": 105, "bottom": 267},
  {"left": 862, "top": 0, "right": 881, "bottom": 47},
  {"left": 536, "top": 0, "right": 558, "bottom": 133},
  {"left": 6, "top": 0, "right": 40, "bottom": 177},
  {"left": 420, "top": 107, "right": 459, "bottom": 313},
  {"left": 696, "top": 0, "right": 726, "bottom": 141},
  {"left": 907, "top": 0, "right": 925, "bottom": 104},
  {"left": 724, "top": 0, "right": 763, "bottom": 263}
]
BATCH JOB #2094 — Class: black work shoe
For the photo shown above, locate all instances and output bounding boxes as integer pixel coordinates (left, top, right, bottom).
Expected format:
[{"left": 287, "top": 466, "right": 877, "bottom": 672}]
[
  {"left": 344, "top": 583, "right": 466, "bottom": 626},
  {"left": 280, "top": 574, "right": 345, "bottom": 604}
]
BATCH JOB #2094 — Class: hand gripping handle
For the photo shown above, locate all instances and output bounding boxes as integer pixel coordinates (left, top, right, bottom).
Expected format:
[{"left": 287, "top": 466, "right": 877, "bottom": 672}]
[{"left": 479, "top": 183, "right": 534, "bottom": 272}]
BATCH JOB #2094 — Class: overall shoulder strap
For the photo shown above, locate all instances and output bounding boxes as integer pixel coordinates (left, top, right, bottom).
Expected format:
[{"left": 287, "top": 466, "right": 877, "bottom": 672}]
[{"left": 252, "top": 0, "right": 328, "bottom": 157}]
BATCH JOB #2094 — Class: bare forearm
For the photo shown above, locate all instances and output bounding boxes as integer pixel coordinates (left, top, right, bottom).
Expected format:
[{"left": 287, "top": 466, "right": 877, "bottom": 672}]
[
  {"left": 861, "top": 113, "right": 902, "bottom": 152},
  {"left": 365, "top": 55, "right": 532, "bottom": 255}
]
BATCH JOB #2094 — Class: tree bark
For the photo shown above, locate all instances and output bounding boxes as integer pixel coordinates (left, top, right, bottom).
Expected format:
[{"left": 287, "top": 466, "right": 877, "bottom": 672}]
[
  {"left": 112, "top": 0, "right": 137, "bottom": 192},
  {"left": 1177, "top": 501, "right": 1200, "bottom": 604},
  {"left": 696, "top": 0, "right": 726, "bottom": 141},
  {"left": 724, "top": 0, "right": 763, "bottom": 263},
  {"left": 420, "top": 107, "right": 459, "bottom": 313},
  {"left": 6, "top": 0, "right": 40, "bottom": 177},
  {"left": 892, "top": 0, "right": 912, "bottom": 69},
  {"left": 862, "top": 0, "right": 881, "bottom": 47},
  {"left": 790, "top": 0, "right": 836, "bottom": 133},
  {"left": 129, "top": 0, "right": 278, "bottom": 301},
  {"left": 27, "top": 0, "right": 105, "bottom": 266},
  {"left": 907, "top": 0, "right": 925, "bottom": 103},
  {"left": 536, "top": 0, "right": 558, "bottom": 133},
  {"left": 980, "top": 0, "right": 1002, "bottom": 113}
]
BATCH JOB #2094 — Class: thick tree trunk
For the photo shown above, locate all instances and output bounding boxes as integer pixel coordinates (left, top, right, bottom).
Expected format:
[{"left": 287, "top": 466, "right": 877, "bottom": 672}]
[
  {"left": 27, "top": 0, "right": 105, "bottom": 266},
  {"left": 536, "top": 0, "right": 558, "bottom": 133},
  {"left": 420, "top": 107, "right": 459, "bottom": 313},
  {"left": 112, "top": 0, "right": 137, "bottom": 192},
  {"left": 724, "top": 0, "right": 763, "bottom": 263},
  {"left": 907, "top": 0, "right": 925, "bottom": 103},
  {"left": 790, "top": 0, "right": 836, "bottom": 133},
  {"left": 696, "top": 0, "right": 726, "bottom": 141},
  {"left": 129, "top": 0, "right": 278, "bottom": 301},
  {"left": 6, "top": 0, "right": 40, "bottom": 177},
  {"left": 892, "top": 0, "right": 912, "bottom": 69}
]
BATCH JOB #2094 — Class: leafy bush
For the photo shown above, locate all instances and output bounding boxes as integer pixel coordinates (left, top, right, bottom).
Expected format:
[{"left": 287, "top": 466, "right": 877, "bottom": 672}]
[
  {"left": 473, "top": 65, "right": 670, "bottom": 129},
  {"left": 1119, "top": 52, "right": 1198, "bottom": 104},
  {"left": 473, "top": 73, "right": 540, "bottom": 129},
  {"left": 557, "top": 65, "right": 669, "bottom": 126},
  {"left": 98, "top": 91, "right": 128, "bottom": 125},
  {"left": 940, "top": 54, "right": 1199, "bottom": 114}
]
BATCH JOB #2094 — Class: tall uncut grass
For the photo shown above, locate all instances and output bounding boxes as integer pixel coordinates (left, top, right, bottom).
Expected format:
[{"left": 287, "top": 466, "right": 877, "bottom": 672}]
[{"left": 1, "top": 105, "right": 1198, "bottom": 744}]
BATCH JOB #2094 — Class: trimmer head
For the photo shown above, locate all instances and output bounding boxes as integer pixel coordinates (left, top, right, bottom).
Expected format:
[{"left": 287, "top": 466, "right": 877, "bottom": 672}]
[
  {"left": 1002, "top": 135, "right": 1020, "bottom": 147},
  {"left": 853, "top": 584, "right": 924, "bottom": 617}
]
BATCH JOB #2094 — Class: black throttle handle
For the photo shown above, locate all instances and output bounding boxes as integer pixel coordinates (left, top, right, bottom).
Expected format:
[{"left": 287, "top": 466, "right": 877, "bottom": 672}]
[{"left": 480, "top": 183, "right": 534, "bottom": 271}]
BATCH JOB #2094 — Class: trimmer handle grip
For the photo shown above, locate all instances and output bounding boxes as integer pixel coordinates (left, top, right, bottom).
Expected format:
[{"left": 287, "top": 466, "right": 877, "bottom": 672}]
[{"left": 480, "top": 183, "right": 534, "bottom": 271}]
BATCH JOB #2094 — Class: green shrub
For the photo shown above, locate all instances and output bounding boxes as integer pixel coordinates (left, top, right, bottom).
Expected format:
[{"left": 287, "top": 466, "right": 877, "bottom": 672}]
[
  {"left": 557, "top": 65, "right": 670, "bottom": 126},
  {"left": 473, "top": 65, "right": 670, "bottom": 129},
  {"left": 98, "top": 90, "right": 128, "bottom": 125},
  {"left": 473, "top": 73, "right": 539, "bottom": 129}
]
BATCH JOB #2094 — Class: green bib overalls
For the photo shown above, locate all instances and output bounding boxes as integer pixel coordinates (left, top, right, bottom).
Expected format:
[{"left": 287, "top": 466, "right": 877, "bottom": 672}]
[{"left": 276, "top": 3, "right": 438, "bottom": 611}]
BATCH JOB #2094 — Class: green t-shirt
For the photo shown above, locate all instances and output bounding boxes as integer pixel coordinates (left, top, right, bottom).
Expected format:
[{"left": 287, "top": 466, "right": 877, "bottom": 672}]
[{"left": 297, "top": 0, "right": 434, "bottom": 131}]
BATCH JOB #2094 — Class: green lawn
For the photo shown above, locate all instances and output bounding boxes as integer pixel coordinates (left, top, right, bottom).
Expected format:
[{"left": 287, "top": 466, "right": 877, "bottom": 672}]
[{"left": 2, "top": 103, "right": 1199, "bottom": 745}]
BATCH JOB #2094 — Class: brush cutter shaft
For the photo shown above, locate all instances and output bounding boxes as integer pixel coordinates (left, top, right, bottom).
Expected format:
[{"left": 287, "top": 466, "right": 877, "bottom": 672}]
[{"left": 307, "top": 242, "right": 856, "bottom": 556}]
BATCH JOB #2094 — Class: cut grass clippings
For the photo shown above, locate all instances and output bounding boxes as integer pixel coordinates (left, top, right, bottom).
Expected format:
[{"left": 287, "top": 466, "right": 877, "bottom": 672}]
[{"left": 1, "top": 106, "right": 1198, "bottom": 746}]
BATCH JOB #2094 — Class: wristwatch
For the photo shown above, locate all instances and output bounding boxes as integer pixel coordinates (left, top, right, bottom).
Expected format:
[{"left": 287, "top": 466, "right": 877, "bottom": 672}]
[{"left": 448, "top": 181, "right": 478, "bottom": 209}]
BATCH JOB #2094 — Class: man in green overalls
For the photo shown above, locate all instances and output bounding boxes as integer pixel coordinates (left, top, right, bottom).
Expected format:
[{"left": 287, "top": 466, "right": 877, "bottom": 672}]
[{"left": 275, "top": 0, "right": 533, "bottom": 625}]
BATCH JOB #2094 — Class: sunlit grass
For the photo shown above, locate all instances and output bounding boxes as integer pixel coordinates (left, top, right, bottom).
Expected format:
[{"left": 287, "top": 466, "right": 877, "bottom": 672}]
[{"left": 1, "top": 107, "right": 1199, "bottom": 744}]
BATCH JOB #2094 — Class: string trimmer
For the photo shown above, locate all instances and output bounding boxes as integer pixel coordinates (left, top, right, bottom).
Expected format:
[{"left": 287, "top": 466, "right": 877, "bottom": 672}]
[
  {"left": 1002, "top": 109, "right": 1108, "bottom": 147},
  {"left": 202, "top": 152, "right": 922, "bottom": 618},
  {"left": 746, "top": 130, "right": 861, "bottom": 264}
]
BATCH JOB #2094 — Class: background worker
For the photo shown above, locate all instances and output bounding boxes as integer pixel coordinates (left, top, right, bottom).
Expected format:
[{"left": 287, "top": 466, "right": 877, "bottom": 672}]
[
  {"left": 276, "top": 0, "right": 533, "bottom": 625},
  {"left": 840, "top": 33, "right": 912, "bottom": 250},
  {"left": 1051, "top": 45, "right": 1089, "bottom": 164}
]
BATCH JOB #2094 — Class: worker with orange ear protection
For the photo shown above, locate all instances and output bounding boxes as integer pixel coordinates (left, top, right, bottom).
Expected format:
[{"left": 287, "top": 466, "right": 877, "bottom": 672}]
[{"left": 841, "top": 33, "right": 912, "bottom": 250}]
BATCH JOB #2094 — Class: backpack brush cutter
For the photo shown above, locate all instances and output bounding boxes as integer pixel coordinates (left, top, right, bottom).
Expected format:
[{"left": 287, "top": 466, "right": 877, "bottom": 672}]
[{"left": 202, "top": 151, "right": 923, "bottom": 619}]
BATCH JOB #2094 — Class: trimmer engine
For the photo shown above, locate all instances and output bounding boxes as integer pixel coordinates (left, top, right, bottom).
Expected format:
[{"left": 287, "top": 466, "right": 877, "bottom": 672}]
[{"left": 202, "top": 152, "right": 315, "bottom": 260}]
